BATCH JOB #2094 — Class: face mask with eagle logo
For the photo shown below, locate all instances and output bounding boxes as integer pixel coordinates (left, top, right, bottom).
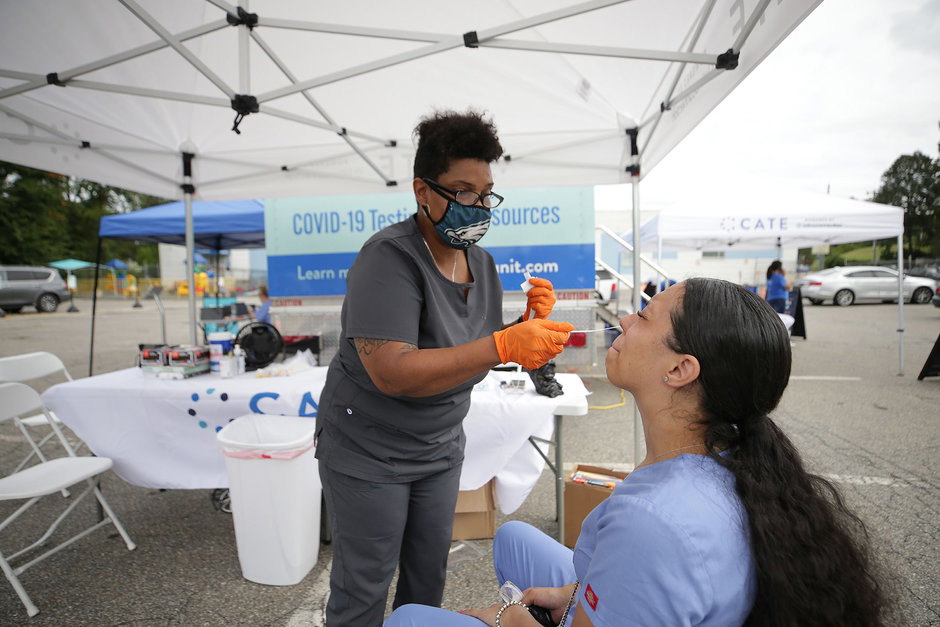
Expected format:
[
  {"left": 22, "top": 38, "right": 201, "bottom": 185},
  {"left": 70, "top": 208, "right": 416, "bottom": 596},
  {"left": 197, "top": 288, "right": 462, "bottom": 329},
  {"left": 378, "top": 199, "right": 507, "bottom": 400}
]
[{"left": 423, "top": 200, "right": 491, "bottom": 249}]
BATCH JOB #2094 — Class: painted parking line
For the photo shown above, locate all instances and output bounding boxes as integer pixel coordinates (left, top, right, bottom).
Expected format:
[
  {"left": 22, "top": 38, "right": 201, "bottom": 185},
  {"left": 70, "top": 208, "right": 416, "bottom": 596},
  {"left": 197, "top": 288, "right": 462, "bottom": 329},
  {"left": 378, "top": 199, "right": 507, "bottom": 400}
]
[
  {"left": 825, "top": 474, "right": 929, "bottom": 488},
  {"left": 286, "top": 558, "right": 330, "bottom": 627}
]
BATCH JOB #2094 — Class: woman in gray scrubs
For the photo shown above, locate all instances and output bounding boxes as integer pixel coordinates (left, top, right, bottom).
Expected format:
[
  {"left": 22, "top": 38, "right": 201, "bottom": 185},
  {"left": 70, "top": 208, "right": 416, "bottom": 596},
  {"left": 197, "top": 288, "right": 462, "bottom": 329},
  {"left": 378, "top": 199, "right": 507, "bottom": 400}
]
[{"left": 315, "top": 109, "right": 573, "bottom": 626}]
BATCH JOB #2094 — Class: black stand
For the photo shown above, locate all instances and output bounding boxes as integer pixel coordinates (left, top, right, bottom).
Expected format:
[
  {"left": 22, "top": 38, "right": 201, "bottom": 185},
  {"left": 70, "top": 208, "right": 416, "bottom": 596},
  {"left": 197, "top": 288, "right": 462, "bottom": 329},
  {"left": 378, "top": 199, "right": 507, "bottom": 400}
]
[
  {"left": 786, "top": 286, "right": 807, "bottom": 340},
  {"left": 917, "top": 332, "right": 940, "bottom": 380}
]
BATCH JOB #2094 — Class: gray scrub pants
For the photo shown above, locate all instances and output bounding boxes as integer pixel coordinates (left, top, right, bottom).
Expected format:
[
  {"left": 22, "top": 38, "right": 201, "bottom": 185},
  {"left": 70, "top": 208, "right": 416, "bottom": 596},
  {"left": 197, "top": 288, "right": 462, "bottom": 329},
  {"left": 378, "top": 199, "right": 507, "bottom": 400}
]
[{"left": 319, "top": 462, "right": 462, "bottom": 626}]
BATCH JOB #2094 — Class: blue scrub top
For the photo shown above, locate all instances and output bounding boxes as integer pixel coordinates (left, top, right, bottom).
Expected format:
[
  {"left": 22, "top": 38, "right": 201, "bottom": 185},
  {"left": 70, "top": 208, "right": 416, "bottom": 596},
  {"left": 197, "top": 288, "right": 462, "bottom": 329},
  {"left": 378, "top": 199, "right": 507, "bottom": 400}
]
[{"left": 572, "top": 454, "right": 756, "bottom": 626}]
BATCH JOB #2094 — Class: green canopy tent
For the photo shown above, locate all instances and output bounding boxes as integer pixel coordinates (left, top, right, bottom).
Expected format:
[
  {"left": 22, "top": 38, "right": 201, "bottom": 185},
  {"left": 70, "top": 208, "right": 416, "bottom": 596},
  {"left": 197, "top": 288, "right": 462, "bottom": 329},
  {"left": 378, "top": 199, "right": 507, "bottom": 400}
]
[{"left": 48, "top": 258, "right": 95, "bottom": 313}]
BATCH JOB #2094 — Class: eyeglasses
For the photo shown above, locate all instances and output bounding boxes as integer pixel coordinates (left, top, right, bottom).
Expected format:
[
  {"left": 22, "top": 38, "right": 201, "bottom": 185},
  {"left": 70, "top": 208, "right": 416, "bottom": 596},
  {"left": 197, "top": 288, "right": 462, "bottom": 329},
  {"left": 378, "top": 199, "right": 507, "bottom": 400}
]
[{"left": 422, "top": 178, "right": 504, "bottom": 209}]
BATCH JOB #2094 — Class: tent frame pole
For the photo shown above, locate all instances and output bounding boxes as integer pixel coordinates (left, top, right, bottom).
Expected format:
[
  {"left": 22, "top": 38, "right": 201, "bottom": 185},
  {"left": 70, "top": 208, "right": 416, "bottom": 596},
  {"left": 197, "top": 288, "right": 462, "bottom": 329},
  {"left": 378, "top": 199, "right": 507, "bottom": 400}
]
[
  {"left": 181, "top": 152, "right": 198, "bottom": 346},
  {"left": 897, "top": 234, "right": 904, "bottom": 376},
  {"left": 631, "top": 176, "right": 646, "bottom": 467},
  {"left": 629, "top": 127, "right": 645, "bottom": 467},
  {"left": 88, "top": 237, "right": 103, "bottom": 376}
]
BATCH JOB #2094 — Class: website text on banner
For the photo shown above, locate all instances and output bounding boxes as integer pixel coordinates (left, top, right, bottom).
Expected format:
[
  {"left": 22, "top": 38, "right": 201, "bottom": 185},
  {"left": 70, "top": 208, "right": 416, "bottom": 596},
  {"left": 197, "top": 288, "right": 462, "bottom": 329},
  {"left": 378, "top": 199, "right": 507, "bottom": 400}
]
[{"left": 263, "top": 187, "right": 595, "bottom": 297}]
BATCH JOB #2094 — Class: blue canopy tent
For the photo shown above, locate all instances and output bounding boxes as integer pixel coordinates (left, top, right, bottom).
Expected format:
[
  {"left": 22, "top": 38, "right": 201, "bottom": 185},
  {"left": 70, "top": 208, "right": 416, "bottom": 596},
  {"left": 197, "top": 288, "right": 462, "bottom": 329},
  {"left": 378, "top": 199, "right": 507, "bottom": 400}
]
[
  {"left": 98, "top": 200, "right": 265, "bottom": 250},
  {"left": 89, "top": 199, "right": 264, "bottom": 374},
  {"left": 104, "top": 258, "right": 129, "bottom": 269}
]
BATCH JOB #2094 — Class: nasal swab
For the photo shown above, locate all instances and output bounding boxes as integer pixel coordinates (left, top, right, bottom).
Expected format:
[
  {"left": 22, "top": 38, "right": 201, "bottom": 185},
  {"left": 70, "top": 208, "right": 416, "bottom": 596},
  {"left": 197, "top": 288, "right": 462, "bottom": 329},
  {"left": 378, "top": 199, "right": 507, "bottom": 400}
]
[
  {"left": 572, "top": 327, "right": 622, "bottom": 333},
  {"left": 521, "top": 271, "right": 622, "bottom": 333}
]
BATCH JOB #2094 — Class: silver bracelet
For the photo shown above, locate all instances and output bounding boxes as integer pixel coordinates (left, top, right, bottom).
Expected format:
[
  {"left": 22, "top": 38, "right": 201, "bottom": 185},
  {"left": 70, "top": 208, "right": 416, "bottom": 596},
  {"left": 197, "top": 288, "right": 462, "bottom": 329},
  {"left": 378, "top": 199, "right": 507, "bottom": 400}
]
[
  {"left": 558, "top": 580, "right": 580, "bottom": 627},
  {"left": 495, "top": 600, "right": 527, "bottom": 627}
]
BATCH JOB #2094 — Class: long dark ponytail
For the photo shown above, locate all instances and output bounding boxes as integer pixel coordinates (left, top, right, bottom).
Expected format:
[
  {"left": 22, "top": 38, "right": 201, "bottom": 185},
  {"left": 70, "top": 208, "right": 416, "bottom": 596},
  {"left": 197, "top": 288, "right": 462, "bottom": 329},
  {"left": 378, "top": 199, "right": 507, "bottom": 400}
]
[{"left": 669, "top": 278, "right": 890, "bottom": 625}]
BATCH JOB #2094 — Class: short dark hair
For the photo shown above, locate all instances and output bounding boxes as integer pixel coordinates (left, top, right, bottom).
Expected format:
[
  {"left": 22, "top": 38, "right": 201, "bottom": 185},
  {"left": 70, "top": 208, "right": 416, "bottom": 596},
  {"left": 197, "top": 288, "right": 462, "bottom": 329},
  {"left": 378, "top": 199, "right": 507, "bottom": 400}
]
[
  {"left": 258, "top": 285, "right": 268, "bottom": 298},
  {"left": 412, "top": 109, "right": 503, "bottom": 180}
]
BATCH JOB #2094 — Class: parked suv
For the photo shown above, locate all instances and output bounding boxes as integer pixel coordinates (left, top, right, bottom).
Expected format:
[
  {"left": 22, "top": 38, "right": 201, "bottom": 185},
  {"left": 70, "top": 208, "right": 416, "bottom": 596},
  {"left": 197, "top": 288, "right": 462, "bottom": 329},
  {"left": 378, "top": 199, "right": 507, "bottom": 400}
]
[{"left": 0, "top": 265, "right": 71, "bottom": 313}]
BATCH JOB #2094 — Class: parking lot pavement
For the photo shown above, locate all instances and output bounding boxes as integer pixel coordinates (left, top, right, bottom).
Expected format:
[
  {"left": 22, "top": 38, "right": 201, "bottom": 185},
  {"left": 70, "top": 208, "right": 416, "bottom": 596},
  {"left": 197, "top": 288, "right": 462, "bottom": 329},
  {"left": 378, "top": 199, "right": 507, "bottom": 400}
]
[{"left": 0, "top": 296, "right": 938, "bottom": 624}]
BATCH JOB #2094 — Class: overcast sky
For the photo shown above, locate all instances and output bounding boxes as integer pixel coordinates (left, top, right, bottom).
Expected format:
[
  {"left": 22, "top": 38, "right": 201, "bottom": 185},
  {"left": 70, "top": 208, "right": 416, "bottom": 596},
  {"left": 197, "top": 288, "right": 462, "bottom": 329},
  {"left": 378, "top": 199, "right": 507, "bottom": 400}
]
[{"left": 633, "top": 0, "right": 939, "bottom": 205}]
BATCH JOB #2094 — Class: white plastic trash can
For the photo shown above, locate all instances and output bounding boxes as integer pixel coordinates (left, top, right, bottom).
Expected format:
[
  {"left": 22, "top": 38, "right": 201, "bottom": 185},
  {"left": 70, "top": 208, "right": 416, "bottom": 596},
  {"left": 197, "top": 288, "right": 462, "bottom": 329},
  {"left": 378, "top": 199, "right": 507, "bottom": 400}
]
[{"left": 217, "top": 414, "right": 321, "bottom": 586}]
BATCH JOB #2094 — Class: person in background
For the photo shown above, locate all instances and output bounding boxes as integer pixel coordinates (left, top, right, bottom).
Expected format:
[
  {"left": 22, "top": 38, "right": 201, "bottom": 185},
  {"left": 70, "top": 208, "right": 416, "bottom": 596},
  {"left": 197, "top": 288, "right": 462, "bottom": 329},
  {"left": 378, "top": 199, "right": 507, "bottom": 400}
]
[
  {"left": 639, "top": 278, "right": 657, "bottom": 310},
  {"left": 315, "top": 108, "right": 573, "bottom": 626},
  {"left": 385, "top": 278, "right": 891, "bottom": 626},
  {"left": 765, "top": 260, "right": 791, "bottom": 313},
  {"left": 252, "top": 285, "right": 271, "bottom": 324}
]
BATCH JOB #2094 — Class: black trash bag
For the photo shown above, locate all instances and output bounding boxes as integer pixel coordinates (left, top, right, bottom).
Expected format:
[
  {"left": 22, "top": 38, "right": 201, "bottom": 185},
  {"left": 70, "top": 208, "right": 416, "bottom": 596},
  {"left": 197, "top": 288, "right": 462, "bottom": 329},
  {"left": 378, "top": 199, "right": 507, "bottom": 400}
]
[{"left": 527, "top": 360, "right": 564, "bottom": 398}]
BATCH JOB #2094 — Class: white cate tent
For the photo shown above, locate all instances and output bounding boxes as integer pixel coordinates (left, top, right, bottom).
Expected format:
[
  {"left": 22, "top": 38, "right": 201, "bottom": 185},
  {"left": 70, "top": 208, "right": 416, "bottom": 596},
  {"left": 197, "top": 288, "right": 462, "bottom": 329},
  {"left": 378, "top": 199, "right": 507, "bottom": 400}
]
[
  {"left": 623, "top": 180, "right": 908, "bottom": 374},
  {"left": 0, "top": 0, "right": 823, "bottom": 460},
  {"left": 633, "top": 182, "right": 904, "bottom": 252}
]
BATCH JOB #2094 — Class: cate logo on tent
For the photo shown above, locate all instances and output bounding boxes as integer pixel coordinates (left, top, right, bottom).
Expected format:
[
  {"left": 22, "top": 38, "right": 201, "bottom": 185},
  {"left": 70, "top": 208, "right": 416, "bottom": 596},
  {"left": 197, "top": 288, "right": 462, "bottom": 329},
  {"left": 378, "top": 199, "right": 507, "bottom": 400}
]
[{"left": 720, "top": 216, "right": 788, "bottom": 233}]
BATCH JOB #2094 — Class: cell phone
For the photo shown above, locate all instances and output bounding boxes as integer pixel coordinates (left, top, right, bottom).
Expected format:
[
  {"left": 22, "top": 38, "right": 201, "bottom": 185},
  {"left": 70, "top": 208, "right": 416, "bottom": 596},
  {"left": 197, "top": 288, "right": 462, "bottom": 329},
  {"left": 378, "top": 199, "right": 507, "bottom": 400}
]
[
  {"left": 499, "top": 581, "right": 557, "bottom": 627},
  {"left": 527, "top": 604, "right": 556, "bottom": 627}
]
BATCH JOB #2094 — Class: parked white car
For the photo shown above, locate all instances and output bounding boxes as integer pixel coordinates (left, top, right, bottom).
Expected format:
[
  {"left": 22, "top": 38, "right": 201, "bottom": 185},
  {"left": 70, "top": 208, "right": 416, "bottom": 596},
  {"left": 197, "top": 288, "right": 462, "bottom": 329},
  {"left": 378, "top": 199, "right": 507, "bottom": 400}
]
[{"left": 799, "top": 266, "right": 936, "bottom": 307}]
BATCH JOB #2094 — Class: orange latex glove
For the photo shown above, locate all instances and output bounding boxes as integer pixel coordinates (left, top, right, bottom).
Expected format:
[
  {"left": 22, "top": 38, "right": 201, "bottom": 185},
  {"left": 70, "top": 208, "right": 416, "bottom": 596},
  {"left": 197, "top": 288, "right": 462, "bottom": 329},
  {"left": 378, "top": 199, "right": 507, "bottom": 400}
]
[
  {"left": 524, "top": 276, "right": 556, "bottom": 320},
  {"left": 493, "top": 319, "right": 574, "bottom": 370}
]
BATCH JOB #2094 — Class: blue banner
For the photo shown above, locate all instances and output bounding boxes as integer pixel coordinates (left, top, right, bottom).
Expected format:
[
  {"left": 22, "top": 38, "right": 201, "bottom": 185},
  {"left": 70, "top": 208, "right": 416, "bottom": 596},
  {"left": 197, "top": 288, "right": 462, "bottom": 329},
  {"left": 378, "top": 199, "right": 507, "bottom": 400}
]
[
  {"left": 265, "top": 187, "right": 595, "bottom": 296},
  {"left": 268, "top": 252, "right": 358, "bottom": 297},
  {"left": 488, "top": 244, "right": 595, "bottom": 291}
]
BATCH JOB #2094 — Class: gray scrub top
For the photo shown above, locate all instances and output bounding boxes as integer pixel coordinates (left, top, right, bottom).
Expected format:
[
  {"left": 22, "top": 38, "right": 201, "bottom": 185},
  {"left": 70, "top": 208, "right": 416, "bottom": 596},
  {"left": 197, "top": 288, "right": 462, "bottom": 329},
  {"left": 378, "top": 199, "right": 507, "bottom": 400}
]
[{"left": 315, "top": 214, "right": 504, "bottom": 482}]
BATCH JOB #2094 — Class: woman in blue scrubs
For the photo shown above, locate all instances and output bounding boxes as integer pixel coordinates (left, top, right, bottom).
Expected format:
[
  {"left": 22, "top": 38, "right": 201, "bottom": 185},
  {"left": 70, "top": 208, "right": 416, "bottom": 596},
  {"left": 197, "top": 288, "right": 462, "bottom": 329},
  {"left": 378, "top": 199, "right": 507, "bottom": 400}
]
[{"left": 386, "top": 279, "right": 890, "bottom": 626}]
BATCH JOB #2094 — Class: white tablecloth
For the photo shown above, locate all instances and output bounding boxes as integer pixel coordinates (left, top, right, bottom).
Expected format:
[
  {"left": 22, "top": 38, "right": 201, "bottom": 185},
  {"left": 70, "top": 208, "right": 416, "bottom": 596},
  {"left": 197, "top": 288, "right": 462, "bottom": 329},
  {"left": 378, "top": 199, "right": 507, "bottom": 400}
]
[{"left": 42, "top": 367, "right": 588, "bottom": 514}]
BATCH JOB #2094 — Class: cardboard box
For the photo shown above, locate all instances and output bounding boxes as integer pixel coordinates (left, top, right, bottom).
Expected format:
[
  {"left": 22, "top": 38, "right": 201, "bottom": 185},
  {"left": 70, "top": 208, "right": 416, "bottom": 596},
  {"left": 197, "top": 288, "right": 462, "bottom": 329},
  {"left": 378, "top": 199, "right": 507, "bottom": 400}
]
[
  {"left": 563, "top": 464, "right": 629, "bottom": 548},
  {"left": 452, "top": 479, "right": 496, "bottom": 541}
]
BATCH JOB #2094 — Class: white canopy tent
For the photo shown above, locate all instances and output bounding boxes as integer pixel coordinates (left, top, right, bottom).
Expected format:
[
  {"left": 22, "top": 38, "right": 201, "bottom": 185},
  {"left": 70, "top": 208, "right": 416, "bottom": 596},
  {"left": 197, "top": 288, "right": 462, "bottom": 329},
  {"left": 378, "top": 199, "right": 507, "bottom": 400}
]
[
  {"left": 0, "top": 0, "right": 824, "bottom": 460},
  {"left": 631, "top": 183, "right": 904, "bottom": 251},
  {"left": 621, "top": 180, "right": 908, "bottom": 374}
]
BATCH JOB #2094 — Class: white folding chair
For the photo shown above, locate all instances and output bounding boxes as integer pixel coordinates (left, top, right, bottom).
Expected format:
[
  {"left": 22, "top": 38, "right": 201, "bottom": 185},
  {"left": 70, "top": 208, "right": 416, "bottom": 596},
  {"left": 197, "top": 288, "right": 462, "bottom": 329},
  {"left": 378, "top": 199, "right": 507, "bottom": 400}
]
[
  {"left": 0, "top": 351, "right": 83, "bottom": 471},
  {"left": 0, "top": 382, "right": 136, "bottom": 617}
]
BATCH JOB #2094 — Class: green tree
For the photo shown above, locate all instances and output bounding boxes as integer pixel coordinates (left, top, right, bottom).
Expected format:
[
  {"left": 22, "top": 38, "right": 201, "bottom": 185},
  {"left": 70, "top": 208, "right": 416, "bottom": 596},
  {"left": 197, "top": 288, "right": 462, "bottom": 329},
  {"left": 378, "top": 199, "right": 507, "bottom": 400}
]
[
  {"left": 0, "top": 163, "right": 70, "bottom": 264},
  {"left": 870, "top": 151, "right": 940, "bottom": 259},
  {"left": 0, "top": 161, "right": 167, "bottom": 268}
]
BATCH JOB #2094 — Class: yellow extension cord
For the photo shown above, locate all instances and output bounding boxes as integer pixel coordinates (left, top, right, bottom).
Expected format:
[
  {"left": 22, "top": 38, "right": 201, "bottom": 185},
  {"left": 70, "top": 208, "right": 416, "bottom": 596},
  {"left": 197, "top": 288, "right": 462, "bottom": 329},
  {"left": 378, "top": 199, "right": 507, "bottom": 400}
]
[{"left": 588, "top": 387, "right": 626, "bottom": 410}]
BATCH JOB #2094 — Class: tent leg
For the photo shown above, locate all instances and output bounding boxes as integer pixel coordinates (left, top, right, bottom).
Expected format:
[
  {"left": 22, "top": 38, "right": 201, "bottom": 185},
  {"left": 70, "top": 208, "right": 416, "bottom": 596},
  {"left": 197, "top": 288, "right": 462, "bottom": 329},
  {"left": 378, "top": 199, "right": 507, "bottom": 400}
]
[
  {"left": 182, "top": 152, "right": 198, "bottom": 346},
  {"left": 631, "top": 174, "right": 645, "bottom": 467},
  {"left": 89, "top": 238, "right": 102, "bottom": 376},
  {"left": 67, "top": 270, "right": 80, "bottom": 312},
  {"left": 897, "top": 234, "right": 904, "bottom": 376}
]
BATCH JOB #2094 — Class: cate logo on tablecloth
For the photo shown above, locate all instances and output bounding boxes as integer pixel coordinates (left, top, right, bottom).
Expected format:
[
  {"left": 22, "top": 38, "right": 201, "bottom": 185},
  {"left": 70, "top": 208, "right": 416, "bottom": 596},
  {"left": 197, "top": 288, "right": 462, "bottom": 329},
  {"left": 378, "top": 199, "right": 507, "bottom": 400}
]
[
  {"left": 188, "top": 387, "right": 318, "bottom": 432},
  {"left": 188, "top": 388, "right": 233, "bottom": 432},
  {"left": 584, "top": 584, "right": 599, "bottom": 611}
]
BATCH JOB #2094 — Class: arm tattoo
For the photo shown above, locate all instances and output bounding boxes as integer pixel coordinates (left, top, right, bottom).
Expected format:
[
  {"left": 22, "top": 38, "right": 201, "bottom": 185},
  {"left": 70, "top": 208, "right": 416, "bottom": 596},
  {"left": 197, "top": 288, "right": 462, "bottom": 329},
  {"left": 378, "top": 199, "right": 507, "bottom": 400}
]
[
  {"left": 355, "top": 338, "right": 418, "bottom": 357},
  {"left": 355, "top": 337, "right": 389, "bottom": 356}
]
